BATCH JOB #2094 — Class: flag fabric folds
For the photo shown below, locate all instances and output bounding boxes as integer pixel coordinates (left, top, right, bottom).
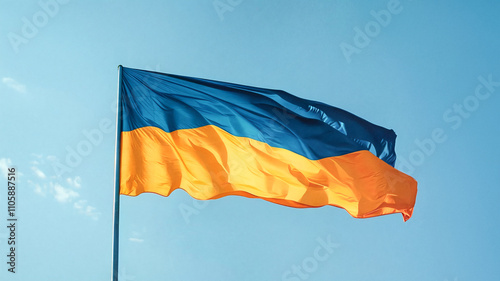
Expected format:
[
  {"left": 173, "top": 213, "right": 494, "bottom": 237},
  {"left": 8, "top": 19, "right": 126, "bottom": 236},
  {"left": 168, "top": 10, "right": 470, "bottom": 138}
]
[{"left": 118, "top": 66, "right": 417, "bottom": 221}]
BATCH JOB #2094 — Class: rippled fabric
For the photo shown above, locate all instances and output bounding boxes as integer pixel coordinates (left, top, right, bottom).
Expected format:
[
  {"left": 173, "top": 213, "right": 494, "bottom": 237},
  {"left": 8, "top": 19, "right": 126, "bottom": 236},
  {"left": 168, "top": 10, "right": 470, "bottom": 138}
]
[
  {"left": 120, "top": 126, "right": 417, "bottom": 220},
  {"left": 119, "top": 67, "right": 417, "bottom": 221},
  {"left": 121, "top": 67, "right": 397, "bottom": 166}
]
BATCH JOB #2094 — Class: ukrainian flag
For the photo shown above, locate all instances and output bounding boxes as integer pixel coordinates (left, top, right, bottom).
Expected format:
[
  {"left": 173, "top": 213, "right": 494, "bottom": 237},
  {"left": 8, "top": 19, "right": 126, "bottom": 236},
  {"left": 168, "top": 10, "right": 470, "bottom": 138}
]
[{"left": 118, "top": 66, "right": 417, "bottom": 221}]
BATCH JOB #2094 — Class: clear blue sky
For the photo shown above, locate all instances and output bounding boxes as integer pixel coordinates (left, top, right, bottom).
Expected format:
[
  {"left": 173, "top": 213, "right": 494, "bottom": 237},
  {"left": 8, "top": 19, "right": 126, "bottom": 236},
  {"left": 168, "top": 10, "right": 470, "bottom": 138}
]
[{"left": 1, "top": 1, "right": 499, "bottom": 280}]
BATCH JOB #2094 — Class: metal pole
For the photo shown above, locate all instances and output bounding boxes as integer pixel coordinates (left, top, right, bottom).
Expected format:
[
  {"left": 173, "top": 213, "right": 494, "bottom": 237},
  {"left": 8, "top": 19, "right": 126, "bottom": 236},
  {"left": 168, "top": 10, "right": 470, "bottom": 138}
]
[{"left": 111, "top": 65, "right": 123, "bottom": 281}]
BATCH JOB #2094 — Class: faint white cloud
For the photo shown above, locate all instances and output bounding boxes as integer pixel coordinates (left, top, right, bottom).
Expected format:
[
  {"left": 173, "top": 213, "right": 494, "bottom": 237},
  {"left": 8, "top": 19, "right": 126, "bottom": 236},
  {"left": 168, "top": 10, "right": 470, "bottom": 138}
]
[
  {"left": 46, "top": 155, "right": 58, "bottom": 162},
  {"left": 82, "top": 205, "right": 99, "bottom": 220},
  {"left": 29, "top": 180, "right": 47, "bottom": 196},
  {"left": 129, "top": 230, "right": 145, "bottom": 243},
  {"left": 31, "top": 166, "right": 46, "bottom": 179},
  {"left": 74, "top": 200, "right": 100, "bottom": 220},
  {"left": 32, "top": 153, "right": 43, "bottom": 159},
  {"left": 128, "top": 238, "right": 144, "bottom": 243},
  {"left": 2, "top": 77, "right": 26, "bottom": 94},
  {"left": 0, "top": 158, "right": 12, "bottom": 178},
  {"left": 30, "top": 154, "right": 44, "bottom": 166},
  {"left": 66, "top": 176, "right": 81, "bottom": 188},
  {"left": 45, "top": 155, "right": 61, "bottom": 179},
  {"left": 34, "top": 184, "right": 45, "bottom": 196},
  {"left": 74, "top": 200, "right": 86, "bottom": 209},
  {"left": 29, "top": 153, "right": 99, "bottom": 219},
  {"left": 52, "top": 183, "right": 79, "bottom": 203}
]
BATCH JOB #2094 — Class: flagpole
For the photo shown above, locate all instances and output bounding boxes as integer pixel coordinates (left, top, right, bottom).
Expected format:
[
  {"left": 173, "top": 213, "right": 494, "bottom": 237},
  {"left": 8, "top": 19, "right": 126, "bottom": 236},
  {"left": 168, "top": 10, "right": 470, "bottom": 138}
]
[{"left": 112, "top": 65, "right": 123, "bottom": 281}]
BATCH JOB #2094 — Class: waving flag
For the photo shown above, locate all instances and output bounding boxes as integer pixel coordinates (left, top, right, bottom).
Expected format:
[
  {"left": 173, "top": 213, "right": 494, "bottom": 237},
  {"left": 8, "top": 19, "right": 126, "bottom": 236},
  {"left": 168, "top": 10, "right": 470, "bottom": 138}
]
[{"left": 117, "top": 66, "right": 417, "bottom": 221}]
